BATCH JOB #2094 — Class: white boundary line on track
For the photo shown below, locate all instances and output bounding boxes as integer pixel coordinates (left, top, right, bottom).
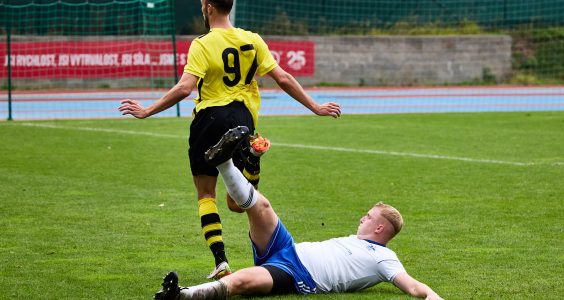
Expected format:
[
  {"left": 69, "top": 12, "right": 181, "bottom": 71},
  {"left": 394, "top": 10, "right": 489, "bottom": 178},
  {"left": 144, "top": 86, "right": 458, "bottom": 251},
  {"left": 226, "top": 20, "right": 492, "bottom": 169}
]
[{"left": 10, "top": 122, "right": 563, "bottom": 167}]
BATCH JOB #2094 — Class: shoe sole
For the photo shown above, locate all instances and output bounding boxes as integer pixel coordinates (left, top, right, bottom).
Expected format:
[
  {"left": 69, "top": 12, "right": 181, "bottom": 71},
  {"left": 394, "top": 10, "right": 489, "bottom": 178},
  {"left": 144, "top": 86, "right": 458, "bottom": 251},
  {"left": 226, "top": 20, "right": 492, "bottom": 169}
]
[
  {"left": 205, "top": 126, "right": 250, "bottom": 166},
  {"left": 154, "top": 272, "right": 179, "bottom": 300}
]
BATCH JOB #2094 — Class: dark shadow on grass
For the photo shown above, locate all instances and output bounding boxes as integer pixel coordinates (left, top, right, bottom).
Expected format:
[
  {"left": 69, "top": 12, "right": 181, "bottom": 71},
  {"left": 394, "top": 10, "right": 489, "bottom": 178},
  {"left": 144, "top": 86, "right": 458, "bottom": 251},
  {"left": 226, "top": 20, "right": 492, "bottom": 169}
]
[{"left": 232, "top": 284, "right": 407, "bottom": 299}]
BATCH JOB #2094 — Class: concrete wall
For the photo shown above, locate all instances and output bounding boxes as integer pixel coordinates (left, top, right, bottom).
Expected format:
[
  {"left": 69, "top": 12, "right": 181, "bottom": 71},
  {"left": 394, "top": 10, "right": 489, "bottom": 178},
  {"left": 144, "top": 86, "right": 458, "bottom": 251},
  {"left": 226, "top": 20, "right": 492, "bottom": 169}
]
[
  {"left": 258, "top": 35, "right": 512, "bottom": 86},
  {"left": 2, "top": 35, "right": 512, "bottom": 88}
]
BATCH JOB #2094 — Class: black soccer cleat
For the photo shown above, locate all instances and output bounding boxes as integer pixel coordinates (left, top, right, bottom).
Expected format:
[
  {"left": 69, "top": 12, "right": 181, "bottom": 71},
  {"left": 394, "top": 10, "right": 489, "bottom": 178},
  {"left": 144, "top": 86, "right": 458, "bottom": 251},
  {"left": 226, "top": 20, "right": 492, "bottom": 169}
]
[
  {"left": 154, "top": 272, "right": 181, "bottom": 300},
  {"left": 205, "top": 126, "right": 250, "bottom": 166}
]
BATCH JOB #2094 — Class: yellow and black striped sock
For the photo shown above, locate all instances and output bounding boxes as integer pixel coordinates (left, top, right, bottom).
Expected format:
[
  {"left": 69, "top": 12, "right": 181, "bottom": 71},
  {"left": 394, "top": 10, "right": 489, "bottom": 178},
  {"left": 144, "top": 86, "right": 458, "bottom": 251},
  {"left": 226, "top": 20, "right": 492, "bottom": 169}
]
[
  {"left": 243, "top": 156, "right": 261, "bottom": 188},
  {"left": 198, "top": 197, "right": 227, "bottom": 266}
]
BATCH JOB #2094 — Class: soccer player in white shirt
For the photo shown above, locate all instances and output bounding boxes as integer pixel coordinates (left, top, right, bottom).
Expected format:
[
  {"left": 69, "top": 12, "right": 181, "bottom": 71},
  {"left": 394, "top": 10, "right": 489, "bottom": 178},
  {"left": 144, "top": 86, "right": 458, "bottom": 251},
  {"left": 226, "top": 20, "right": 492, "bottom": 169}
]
[{"left": 154, "top": 127, "right": 443, "bottom": 300}]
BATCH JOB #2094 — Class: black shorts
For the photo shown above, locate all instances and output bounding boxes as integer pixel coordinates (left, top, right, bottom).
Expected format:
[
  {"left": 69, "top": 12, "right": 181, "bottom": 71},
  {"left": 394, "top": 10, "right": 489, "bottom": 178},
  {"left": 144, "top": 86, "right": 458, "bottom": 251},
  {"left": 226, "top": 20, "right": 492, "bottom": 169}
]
[
  {"left": 262, "top": 265, "right": 298, "bottom": 295},
  {"left": 188, "top": 101, "right": 255, "bottom": 176}
]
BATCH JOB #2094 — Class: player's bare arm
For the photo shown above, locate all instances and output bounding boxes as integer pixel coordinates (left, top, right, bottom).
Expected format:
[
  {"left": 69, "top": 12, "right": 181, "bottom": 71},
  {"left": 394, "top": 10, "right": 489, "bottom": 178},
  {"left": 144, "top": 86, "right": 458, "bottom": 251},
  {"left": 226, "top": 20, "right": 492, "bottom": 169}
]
[
  {"left": 393, "top": 272, "right": 443, "bottom": 300},
  {"left": 118, "top": 73, "right": 198, "bottom": 119},
  {"left": 267, "top": 66, "right": 341, "bottom": 118}
]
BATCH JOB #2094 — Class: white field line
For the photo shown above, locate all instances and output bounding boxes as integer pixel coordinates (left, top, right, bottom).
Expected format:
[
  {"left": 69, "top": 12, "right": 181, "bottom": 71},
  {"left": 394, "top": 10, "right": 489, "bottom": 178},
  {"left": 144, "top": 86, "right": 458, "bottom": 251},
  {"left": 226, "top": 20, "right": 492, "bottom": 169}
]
[
  {"left": 11, "top": 122, "right": 563, "bottom": 167},
  {"left": 15, "top": 122, "right": 182, "bottom": 139}
]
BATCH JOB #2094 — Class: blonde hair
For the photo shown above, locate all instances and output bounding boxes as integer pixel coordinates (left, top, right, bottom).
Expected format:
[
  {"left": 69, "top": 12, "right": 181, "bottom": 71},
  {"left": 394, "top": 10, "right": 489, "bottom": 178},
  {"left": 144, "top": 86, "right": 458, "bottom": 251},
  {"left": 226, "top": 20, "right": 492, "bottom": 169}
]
[{"left": 374, "top": 202, "right": 404, "bottom": 237}]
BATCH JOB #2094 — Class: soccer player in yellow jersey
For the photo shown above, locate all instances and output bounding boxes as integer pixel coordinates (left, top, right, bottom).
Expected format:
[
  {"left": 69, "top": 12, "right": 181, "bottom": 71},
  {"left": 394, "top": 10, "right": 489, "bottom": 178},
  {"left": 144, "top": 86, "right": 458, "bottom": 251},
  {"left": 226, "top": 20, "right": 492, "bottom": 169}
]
[{"left": 118, "top": 0, "right": 341, "bottom": 279}]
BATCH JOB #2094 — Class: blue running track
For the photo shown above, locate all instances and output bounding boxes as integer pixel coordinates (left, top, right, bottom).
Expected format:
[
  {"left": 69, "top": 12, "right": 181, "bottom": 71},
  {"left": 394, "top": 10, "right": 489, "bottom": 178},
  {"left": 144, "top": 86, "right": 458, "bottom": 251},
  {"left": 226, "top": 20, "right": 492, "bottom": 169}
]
[{"left": 1, "top": 86, "right": 563, "bottom": 120}]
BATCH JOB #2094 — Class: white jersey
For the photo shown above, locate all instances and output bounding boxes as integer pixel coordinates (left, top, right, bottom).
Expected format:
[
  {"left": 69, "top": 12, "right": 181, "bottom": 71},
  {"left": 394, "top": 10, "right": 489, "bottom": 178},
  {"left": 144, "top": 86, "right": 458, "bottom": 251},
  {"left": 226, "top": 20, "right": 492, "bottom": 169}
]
[{"left": 295, "top": 235, "right": 406, "bottom": 293}]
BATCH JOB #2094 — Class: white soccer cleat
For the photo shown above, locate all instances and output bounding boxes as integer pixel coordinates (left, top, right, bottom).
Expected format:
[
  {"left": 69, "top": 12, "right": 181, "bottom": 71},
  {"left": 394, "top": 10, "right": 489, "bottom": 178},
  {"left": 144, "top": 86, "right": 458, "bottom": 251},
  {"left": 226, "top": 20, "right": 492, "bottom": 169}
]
[{"left": 206, "top": 261, "right": 232, "bottom": 280}]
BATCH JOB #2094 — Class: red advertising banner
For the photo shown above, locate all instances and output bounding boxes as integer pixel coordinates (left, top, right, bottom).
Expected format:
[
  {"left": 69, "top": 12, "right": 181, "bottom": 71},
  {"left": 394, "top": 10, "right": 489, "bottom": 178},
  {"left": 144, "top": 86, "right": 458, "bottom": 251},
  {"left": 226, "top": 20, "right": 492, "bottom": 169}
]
[
  {"left": 266, "top": 41, "right": 314, "bottom": 76},
  {"left": 0, "top": 40, "right": 314, "bottom": 78}
]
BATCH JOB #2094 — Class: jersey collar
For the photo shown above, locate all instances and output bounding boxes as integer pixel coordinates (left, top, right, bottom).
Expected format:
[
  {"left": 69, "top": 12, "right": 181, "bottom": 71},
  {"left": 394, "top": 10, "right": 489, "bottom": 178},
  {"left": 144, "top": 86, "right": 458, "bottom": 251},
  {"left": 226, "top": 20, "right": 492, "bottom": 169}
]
[{"left": 363, "top": 239, "right": 386, "bottom": 247}]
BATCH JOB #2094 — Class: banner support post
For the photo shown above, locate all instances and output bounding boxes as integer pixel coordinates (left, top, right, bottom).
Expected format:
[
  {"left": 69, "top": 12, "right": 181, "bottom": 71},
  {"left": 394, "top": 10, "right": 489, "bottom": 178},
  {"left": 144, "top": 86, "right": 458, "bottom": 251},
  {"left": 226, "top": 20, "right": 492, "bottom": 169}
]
[
  {"left": 7, "top": 12, "right": 13, "bottom": 121},
  {"left": 169, "top": 0, "right": 181, "bottom": 118}
]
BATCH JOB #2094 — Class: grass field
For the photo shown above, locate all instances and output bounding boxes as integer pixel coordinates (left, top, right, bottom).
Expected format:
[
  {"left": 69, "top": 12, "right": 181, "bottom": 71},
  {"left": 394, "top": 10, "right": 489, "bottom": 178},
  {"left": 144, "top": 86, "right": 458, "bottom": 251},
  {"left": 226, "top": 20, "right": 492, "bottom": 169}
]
[{"left": 1, "top": 112, "right": 563, "bottom": 299}]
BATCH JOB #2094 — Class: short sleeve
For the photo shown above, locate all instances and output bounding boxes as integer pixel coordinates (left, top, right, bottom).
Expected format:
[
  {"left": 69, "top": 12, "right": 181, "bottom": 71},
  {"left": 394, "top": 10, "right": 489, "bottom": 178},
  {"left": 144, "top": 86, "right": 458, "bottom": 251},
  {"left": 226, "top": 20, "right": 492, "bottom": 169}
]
[
  {"left": 377, "top": 259, "right": 406, "bottom": 282},
  {"left": 253, "top": 34, "right": 278, "bottom": 76},
  {"left": 184, "top": 39, "right": 208, "bottom": 78}
]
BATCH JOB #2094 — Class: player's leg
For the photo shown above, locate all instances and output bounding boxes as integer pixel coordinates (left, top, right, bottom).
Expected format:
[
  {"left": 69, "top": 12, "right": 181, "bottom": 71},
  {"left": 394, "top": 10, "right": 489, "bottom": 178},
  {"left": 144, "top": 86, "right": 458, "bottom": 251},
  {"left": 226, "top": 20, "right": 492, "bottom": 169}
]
[
  {"left": 242, "top": 133, "right": 271, "bottom": 187},
  {"left": 189, "top": 108, "right": 233, "bottom": 279},
  {"left": 153, "top": 271, "right": 230, "bottom": 300},
  {"left": 217, "top": 159, "right": 278, "bottom": 252},
  {"left": 226, "top": 194, "right": 244, "bottom": 213},
  {"left": 218, "top": 161, "right": 278, "bottom": 252},
  {"left": 194, "top": 102, "right": 260, "bottom": 275},
  {"left": 154, "top": 267, "right": 275, "bottom": 300},
  {"left": 225, "top": 101, "right": 266, "bottom": 213},
  {"left": 226, "top": 137, "right": 265, "bottom": 214},
  {"left": 226, "top": 134, "right": 270, "bottom": 212},
  {"left": 245, "top": 194, "right": 279, "bottom": 254},
  {"left": 221, "top": 266, "right": 273, "bottom": 296},
  {"left": 225, "top": 141, "right": 248, "bottom": 214},
  {"left": 192, "top": 175, "right": 231, "bottom": 279},
  {"left": 205, "top": 127, "right": 279, "bottom": 254}
]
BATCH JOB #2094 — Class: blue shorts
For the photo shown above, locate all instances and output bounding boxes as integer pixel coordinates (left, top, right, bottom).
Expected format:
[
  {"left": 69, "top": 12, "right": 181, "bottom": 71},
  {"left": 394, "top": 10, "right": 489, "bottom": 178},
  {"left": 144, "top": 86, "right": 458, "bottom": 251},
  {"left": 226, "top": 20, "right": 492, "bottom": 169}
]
[{"left": 251, "top": 220, "right": 317, "bottom": 294}]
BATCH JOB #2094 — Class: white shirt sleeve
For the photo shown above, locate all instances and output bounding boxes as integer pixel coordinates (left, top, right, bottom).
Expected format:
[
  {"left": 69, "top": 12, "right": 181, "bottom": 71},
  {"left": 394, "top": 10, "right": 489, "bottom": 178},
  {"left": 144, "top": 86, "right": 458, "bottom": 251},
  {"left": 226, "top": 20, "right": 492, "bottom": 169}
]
[{"left": 377, "top": 259, "right": 406, "bottom": 282}]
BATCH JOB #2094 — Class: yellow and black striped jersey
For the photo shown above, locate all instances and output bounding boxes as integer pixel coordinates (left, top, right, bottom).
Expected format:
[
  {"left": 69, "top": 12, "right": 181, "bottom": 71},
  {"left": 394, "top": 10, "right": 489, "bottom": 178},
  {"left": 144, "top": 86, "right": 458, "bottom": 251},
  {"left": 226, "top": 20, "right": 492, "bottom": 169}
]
[{"left": 184, "top": 27, "right": 278, "bottom": 126}]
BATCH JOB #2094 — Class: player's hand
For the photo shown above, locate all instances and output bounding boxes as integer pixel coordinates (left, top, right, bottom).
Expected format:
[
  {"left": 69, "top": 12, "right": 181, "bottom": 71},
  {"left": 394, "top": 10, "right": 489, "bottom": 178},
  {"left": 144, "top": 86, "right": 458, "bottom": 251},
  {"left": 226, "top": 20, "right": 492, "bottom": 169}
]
[
  {"left": 118, "top": 99, "right": 149, "bottom": 119},
  {"left": 314, "top": 102, "right": 341, "bottom": 118},
  {"left": 425, "top": 293, "right": 444, "bottom": 300}
]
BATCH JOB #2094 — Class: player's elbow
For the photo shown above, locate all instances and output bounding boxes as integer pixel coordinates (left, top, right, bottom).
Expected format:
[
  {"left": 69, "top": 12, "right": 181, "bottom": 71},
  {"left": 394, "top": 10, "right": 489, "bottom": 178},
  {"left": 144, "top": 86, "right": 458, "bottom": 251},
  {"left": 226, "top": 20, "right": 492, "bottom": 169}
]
[
  {"left": 176, "top": 84, "right": 192, "bottom": 98},
  {"left": 409, "top": 283, "right": 431, "bottom": 298},
  {"left": 406, "top": 285, "right": 420, "bottom": 297},
  {"left": 274, "top": 70, "right": 294, "bottom": 88}
]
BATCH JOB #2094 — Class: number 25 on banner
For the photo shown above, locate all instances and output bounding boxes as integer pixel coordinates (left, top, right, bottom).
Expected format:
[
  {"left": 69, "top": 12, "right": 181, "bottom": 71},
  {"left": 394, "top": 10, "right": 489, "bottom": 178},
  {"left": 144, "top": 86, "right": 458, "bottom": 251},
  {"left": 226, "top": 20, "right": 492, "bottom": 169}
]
[{"left": 286, "top": 50, "right": 306, "bottom": 71}]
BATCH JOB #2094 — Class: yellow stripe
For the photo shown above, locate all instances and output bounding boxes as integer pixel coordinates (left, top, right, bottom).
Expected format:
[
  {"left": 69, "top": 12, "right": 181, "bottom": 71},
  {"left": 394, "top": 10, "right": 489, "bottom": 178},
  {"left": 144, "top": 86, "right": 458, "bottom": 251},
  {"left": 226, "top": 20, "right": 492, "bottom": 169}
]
[
  {"left": 206, "top": 235, "right": 223, "bottom": 246},
  {"left": 243, "top": 169, "right": 260, "bottom": 181},
  {"left": 198, "top": 197, "right": 218, "bottom": 217},
  {"left": 202, "top": 223, "right": 222, "bottom": 233}
]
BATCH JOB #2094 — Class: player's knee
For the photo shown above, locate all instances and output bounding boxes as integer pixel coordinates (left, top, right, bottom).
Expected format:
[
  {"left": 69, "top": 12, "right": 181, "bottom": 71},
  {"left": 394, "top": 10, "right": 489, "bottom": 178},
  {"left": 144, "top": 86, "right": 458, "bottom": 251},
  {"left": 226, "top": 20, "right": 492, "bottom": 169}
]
[
  {"left": 256, "top": 194, "right": 272, "bottom": 210},
  {"left": 225, "top": 272, "right": 256, "bottom": 295},
  {"left": 194, "top": 176, "right": 217, "bottom": 199},
  {"left": 196, "top": 186, "right": 216, "bottom": 200}
]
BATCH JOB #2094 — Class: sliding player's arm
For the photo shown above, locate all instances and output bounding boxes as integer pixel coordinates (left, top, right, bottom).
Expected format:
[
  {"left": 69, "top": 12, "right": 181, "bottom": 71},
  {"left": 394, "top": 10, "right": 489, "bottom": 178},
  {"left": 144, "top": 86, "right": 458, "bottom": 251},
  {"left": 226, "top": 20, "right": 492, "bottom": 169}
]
[
  {"left": 119, "top": 72, "right": 198, "bottom": 119},
  {"left": 393, "top": 272, "right": 443, "bottom": 300},
  {"left": 267, "top": 66, "right": 341, "bottom": 118}
]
